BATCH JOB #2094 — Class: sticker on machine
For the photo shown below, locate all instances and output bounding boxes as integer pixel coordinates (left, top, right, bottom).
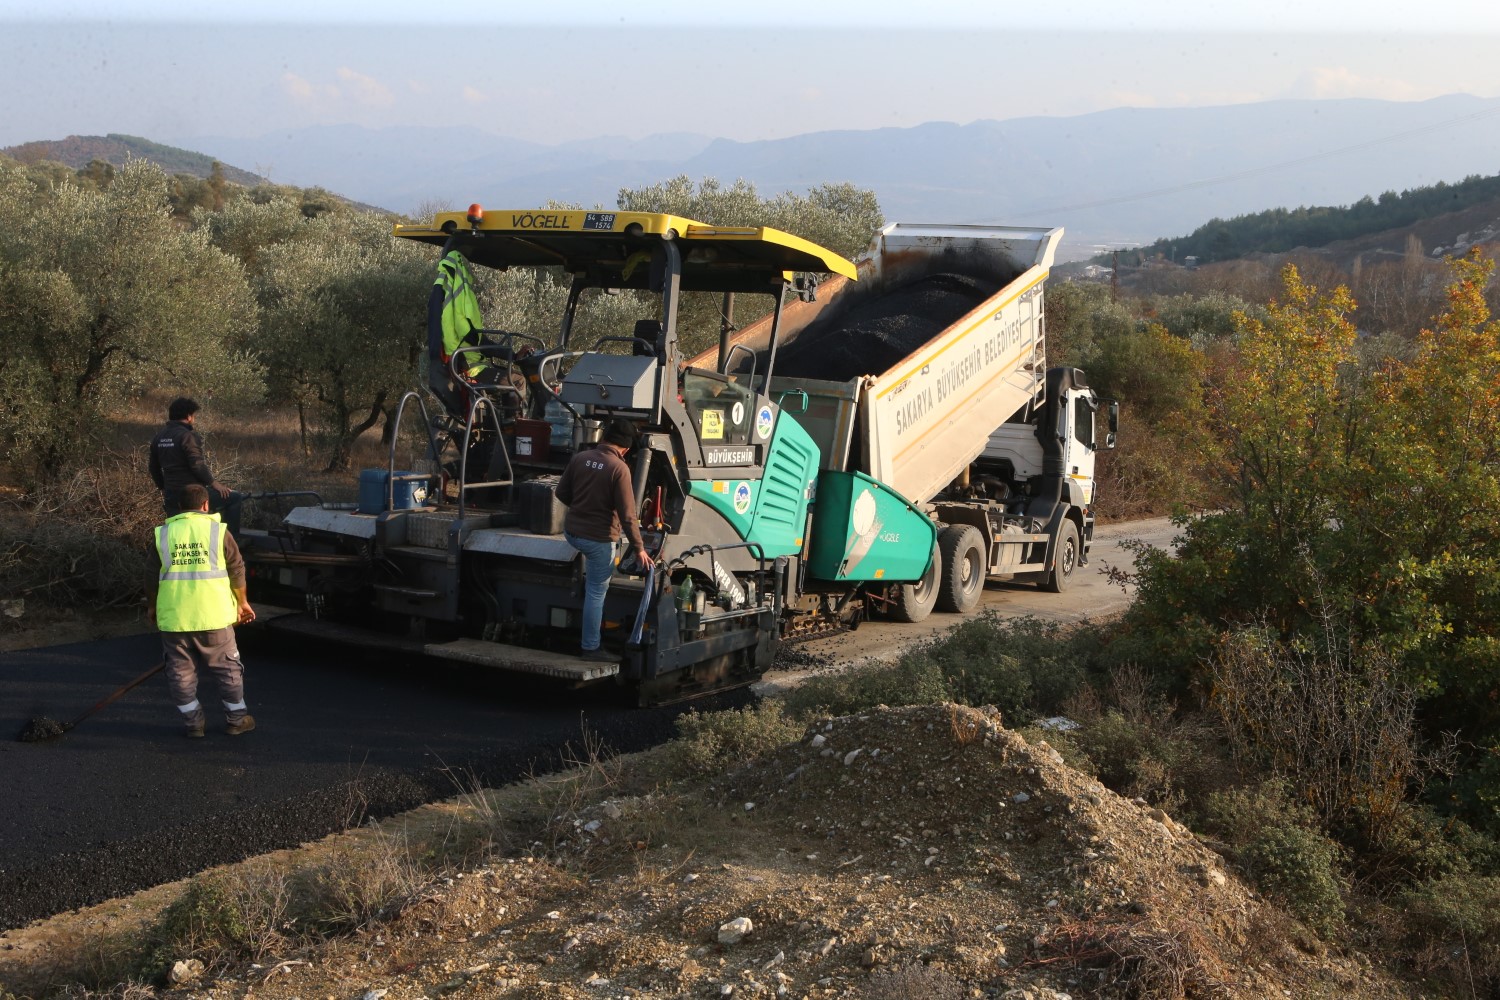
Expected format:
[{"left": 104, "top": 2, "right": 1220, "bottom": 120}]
[
  {"left": 755, "top": 404, "right": 774, "bottom": 439},
  {"left": 732, "top": 481, "right": 753, "bottom": 515},
  {"left": 839, "top": 488, "right": 883, "bottom": 576},
  {"left": 731, "top": 401, "right": 745, "bottom": 425}
]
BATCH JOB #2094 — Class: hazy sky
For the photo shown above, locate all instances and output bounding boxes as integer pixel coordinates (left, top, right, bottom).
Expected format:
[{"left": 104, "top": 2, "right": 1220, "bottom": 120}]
[{"left": 4, "top": 0, "right": 1500, "bottom": 148}]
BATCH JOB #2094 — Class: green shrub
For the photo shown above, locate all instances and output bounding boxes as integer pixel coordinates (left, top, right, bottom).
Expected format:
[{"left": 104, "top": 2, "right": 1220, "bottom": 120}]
[
  {"left": 669, "top": 700, "right": 805, "bottom": 777},
  {"left": 137, "top": 875, "right": 254, "bottom": 979},
  {"left": 1397, "top": 873, "right": 1500, "bottom": 989},
  {"left": 785, "top": 614, "right": 1091, "bottom": 722},
  {"left": 783, "top": 653, "right": 950, "bottom": 718},
  {"left": 1051, "top": 711, "right": 1169, "bottom": 802},
  {"left": 0, "top": 454, "right": 160, "bottom": 613},
  {"left": 1347, "top": 803, "right": 1499, "bottom": 885},
  {"left": 135, "top": 842, "right": 423, "bottom": 978},
  {"left": 1239, "top": 824, "right": 1346, "bottom": 937},
  {"left": 1433, "top": 736, "right": 1500, "bottom": 838},
  {"left": 1034, "top": 662, "right": 1227, "bottom": 811},
  {"left": 286, "top": 837, "right": 425, "bottom": 933},
  {"left": 1204, "top": 782, "right": 1347, "bottom": 936},
  {"left": 1200, "top": 781, "right": 1314, "bottom": 846},
  {"left": 947, "top": 615, "right": 1088, "bottom": 713}
]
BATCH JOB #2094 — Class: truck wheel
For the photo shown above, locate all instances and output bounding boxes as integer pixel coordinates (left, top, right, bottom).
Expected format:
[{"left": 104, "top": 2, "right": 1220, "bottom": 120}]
[
  {"left": 1042, "top": 519, "right": 1079, "bottom": 593},
  {"left": 890, "top": 540, "right": 941, "bottom": 623},
  {"left": 936, "top": 524, "right": 986, "bottom": 614}
]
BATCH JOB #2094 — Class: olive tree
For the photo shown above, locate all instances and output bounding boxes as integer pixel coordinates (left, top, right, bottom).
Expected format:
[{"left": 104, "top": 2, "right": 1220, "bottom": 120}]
[
  {"left": 253, "top": 210, "right": 435, "bottom": 470},
  {"left": 616, "top": 176, "right": 884, "bottom": 358},
  {"left": 617, "top": 175, "right": 882, "bottom": 261},
  {"left": 0, "top": 159, "right": 261, "bottom": 482},
  {"left": 197, "top": 192, "right": 313, "bottom": 278}
]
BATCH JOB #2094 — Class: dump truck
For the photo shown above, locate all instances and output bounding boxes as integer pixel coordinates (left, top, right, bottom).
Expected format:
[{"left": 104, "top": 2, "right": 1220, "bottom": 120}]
[
  {"left": 697, "top": 221, "right": 1117, "bottom": 623},
  {"left": 242, "top": 210, "right": 1114, "bottom": 703}
]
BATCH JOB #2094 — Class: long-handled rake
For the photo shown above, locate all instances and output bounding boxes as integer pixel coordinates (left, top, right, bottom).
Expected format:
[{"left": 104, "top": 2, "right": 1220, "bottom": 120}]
[{"left": 17, "top": 661, "right": 165, "bottom": 742}]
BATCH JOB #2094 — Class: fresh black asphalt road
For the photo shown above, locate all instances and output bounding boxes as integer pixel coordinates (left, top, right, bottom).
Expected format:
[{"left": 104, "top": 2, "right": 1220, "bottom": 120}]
[{"left": 0, "top": 628, "right": 741, "bottom": 930}]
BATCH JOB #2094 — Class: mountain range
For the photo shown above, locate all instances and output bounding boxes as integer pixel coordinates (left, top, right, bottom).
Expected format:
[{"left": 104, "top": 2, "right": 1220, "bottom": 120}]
[{"left": 9, "top": 95, "right": 1500, "bottom": 262}]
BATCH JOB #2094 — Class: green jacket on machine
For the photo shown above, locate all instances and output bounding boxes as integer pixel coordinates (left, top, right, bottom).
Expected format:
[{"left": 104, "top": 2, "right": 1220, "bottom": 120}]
[
  {"left": 435, "top": 250, "right": 486, "bottom": 373},
  {"left": 154, "top": 512, "right": 238, "bottom": 632}
]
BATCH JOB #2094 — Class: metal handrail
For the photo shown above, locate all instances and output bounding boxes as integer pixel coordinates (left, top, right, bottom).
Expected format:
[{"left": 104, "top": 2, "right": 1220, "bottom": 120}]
[
  {"left": 385, "top": 391, "right": 444, "bottom": 512},
  {"left": 449, "top": 344, "right": 529, "bottom": 407},
  {"left": 456, "top": 393, "right": 514, "bottom": 519},
  {"left": 721, "top": 343, "right": 757, "bottom": 385}
]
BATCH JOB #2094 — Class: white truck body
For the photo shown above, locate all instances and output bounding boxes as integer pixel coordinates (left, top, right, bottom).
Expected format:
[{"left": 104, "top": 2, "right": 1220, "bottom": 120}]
[
  {"left": 698, "top": 220, "right": 1113, "bottom": 608},
  {"left": 706, "top": 222, "right": 1061, "bottom": 504},
  {"left": 859, "top": 225, "right": 1054, "bottom": 504}
]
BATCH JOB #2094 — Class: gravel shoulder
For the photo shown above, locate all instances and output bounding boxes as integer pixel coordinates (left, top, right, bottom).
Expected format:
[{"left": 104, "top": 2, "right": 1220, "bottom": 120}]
[{"left": 758, "top": 517, "right": 1178, "bottom": 694}]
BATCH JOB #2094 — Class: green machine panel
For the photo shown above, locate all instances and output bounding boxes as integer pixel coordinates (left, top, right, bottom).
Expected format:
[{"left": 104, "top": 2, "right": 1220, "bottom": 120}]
[
  {"left": 686, "top": 407, "right": 820, "bottom": 559},
  {"left": 807, "top": 469, "right": 937, "bottom": 582}
]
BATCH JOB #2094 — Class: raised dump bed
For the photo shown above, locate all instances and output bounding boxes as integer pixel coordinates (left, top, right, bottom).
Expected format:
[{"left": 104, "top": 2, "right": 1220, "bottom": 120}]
[{"left": 705, "top": 223, "right": 1061, "bottom": 507}]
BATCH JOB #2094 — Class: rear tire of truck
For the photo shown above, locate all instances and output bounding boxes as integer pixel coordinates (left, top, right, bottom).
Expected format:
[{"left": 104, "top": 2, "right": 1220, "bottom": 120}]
[
  {"left": 936, "top": 524, "right": 986, "bottom": 614},
  {"left": 1042, "top": 519, "right": 1079, "bottom": 593},
  {"left": 890, "top": 540, "right": 941, "bottom": 623}
]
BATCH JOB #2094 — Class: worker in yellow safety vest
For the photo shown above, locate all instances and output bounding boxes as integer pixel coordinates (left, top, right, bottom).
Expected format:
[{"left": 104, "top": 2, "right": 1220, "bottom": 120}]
[{"left": 146, "top": 483, "right": 257, "bottom": 738}]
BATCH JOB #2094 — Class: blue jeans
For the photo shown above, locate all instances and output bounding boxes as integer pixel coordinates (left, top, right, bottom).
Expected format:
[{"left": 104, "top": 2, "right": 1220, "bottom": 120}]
[{"left": 565, "top": 532, "right": 618, "bottom": 651}]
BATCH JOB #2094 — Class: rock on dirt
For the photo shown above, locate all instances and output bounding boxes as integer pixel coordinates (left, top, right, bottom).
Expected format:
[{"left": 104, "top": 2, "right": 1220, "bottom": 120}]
[
  {"left": 718, "top": 916, "right": 754, "bottom": 945},
  {"left": 168, "top": 958, "right": 204, "bottom": 984}
]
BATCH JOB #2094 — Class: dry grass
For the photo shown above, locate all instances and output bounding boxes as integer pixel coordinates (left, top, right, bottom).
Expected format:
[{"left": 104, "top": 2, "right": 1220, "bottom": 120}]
[
  {"left": 0, "top": 393, "right": 401, "bottom": 636},
  {"left": 106, "top": 391, "right": 394, "bottom": 508},
  {"left": 947, "top": 702, "right": 991, "bottom": 748},
  {"left": 866, "top": 962, "right": 967, "bottom": 999}
]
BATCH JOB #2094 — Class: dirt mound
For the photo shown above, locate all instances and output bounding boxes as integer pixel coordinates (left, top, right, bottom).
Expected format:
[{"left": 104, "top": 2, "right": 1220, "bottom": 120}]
[
  {"left": 99, "top": 704, "right": 1403, "bottom": 1000},
  {"left": 768, "top": 273, "right": 999, "bottom": 382}
]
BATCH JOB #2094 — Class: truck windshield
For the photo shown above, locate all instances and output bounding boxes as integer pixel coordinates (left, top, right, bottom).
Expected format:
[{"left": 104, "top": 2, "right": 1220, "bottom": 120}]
[{"left": 681, "top": 369, "right": 754, "bottom": 445}]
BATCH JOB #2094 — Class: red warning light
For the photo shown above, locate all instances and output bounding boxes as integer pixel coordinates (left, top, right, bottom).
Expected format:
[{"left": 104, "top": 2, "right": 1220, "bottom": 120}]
[{"left": 467, "top": 204, "right": 484, "bottom": 226}]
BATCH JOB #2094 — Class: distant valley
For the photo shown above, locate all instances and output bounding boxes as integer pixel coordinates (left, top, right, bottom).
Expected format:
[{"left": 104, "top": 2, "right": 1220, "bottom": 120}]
[{"left": 9, "top": 94, "right": 1500, "bottom": 261}]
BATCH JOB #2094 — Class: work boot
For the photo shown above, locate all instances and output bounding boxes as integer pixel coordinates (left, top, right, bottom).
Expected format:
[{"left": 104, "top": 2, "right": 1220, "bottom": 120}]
[
  {"left": 578, "top": 647, "right": 617, "bottom": 663},
  {"left": 185, "top": 724, "right": 205, "bottom": 739},
  {"left": 225, "top": 714, "right": 256, "bottom": 736}
]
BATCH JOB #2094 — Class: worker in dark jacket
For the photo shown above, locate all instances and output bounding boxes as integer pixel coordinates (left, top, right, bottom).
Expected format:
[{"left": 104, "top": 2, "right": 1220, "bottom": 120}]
[
  {"left": 555, "top": 418, "right": 653, "bottom": 661},
  {"left": 148, "top": 397, "right": 244, "bottom": 535},
  {"left": 146, "top": 483, "right": 256, "bottom": 738}
]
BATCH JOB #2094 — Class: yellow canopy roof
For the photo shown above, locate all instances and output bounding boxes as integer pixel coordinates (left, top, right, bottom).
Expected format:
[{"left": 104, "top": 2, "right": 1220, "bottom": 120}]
[{"left": 394, "top": 209, "right": 856, "bottom": 292}]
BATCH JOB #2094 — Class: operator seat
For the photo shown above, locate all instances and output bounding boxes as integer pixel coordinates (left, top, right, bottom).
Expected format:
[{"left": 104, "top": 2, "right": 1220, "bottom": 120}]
[{"left": 633, "top": 318, "right": 662, "bottom": 358}]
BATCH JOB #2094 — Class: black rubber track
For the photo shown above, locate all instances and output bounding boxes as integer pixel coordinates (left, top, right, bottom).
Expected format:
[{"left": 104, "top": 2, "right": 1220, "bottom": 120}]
[{"left": 0, "top": 628, "right": 749, "bottom": 930}]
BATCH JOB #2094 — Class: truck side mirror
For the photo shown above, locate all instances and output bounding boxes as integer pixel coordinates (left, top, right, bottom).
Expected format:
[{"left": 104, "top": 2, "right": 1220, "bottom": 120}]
[{"left": 1105, "top": 401, "right": 1119, "bottom": 450}]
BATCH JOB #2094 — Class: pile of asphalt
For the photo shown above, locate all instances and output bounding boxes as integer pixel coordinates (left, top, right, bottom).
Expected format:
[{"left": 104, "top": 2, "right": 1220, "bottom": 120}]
[
  {"left": 16, "top": 716, "right": 67, "bottom": 742},
  {"left": 767, "top": 272, "right": 1001, "bottom": 383},
  {"left": 772, "top": 643, "right": 835, "bottom": 672}
]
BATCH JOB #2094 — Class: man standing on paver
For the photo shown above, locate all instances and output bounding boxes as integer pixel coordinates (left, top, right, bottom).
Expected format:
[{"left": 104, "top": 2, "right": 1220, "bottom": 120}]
[
  {"left": 147, "top": 483, "right": 256, "bottom": 738},
  {"left": 556, "top": 418, "right": 653, "bottom": 662},
  {"left": 148, "top": 396, "right": 244, "bottom": 535}
]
